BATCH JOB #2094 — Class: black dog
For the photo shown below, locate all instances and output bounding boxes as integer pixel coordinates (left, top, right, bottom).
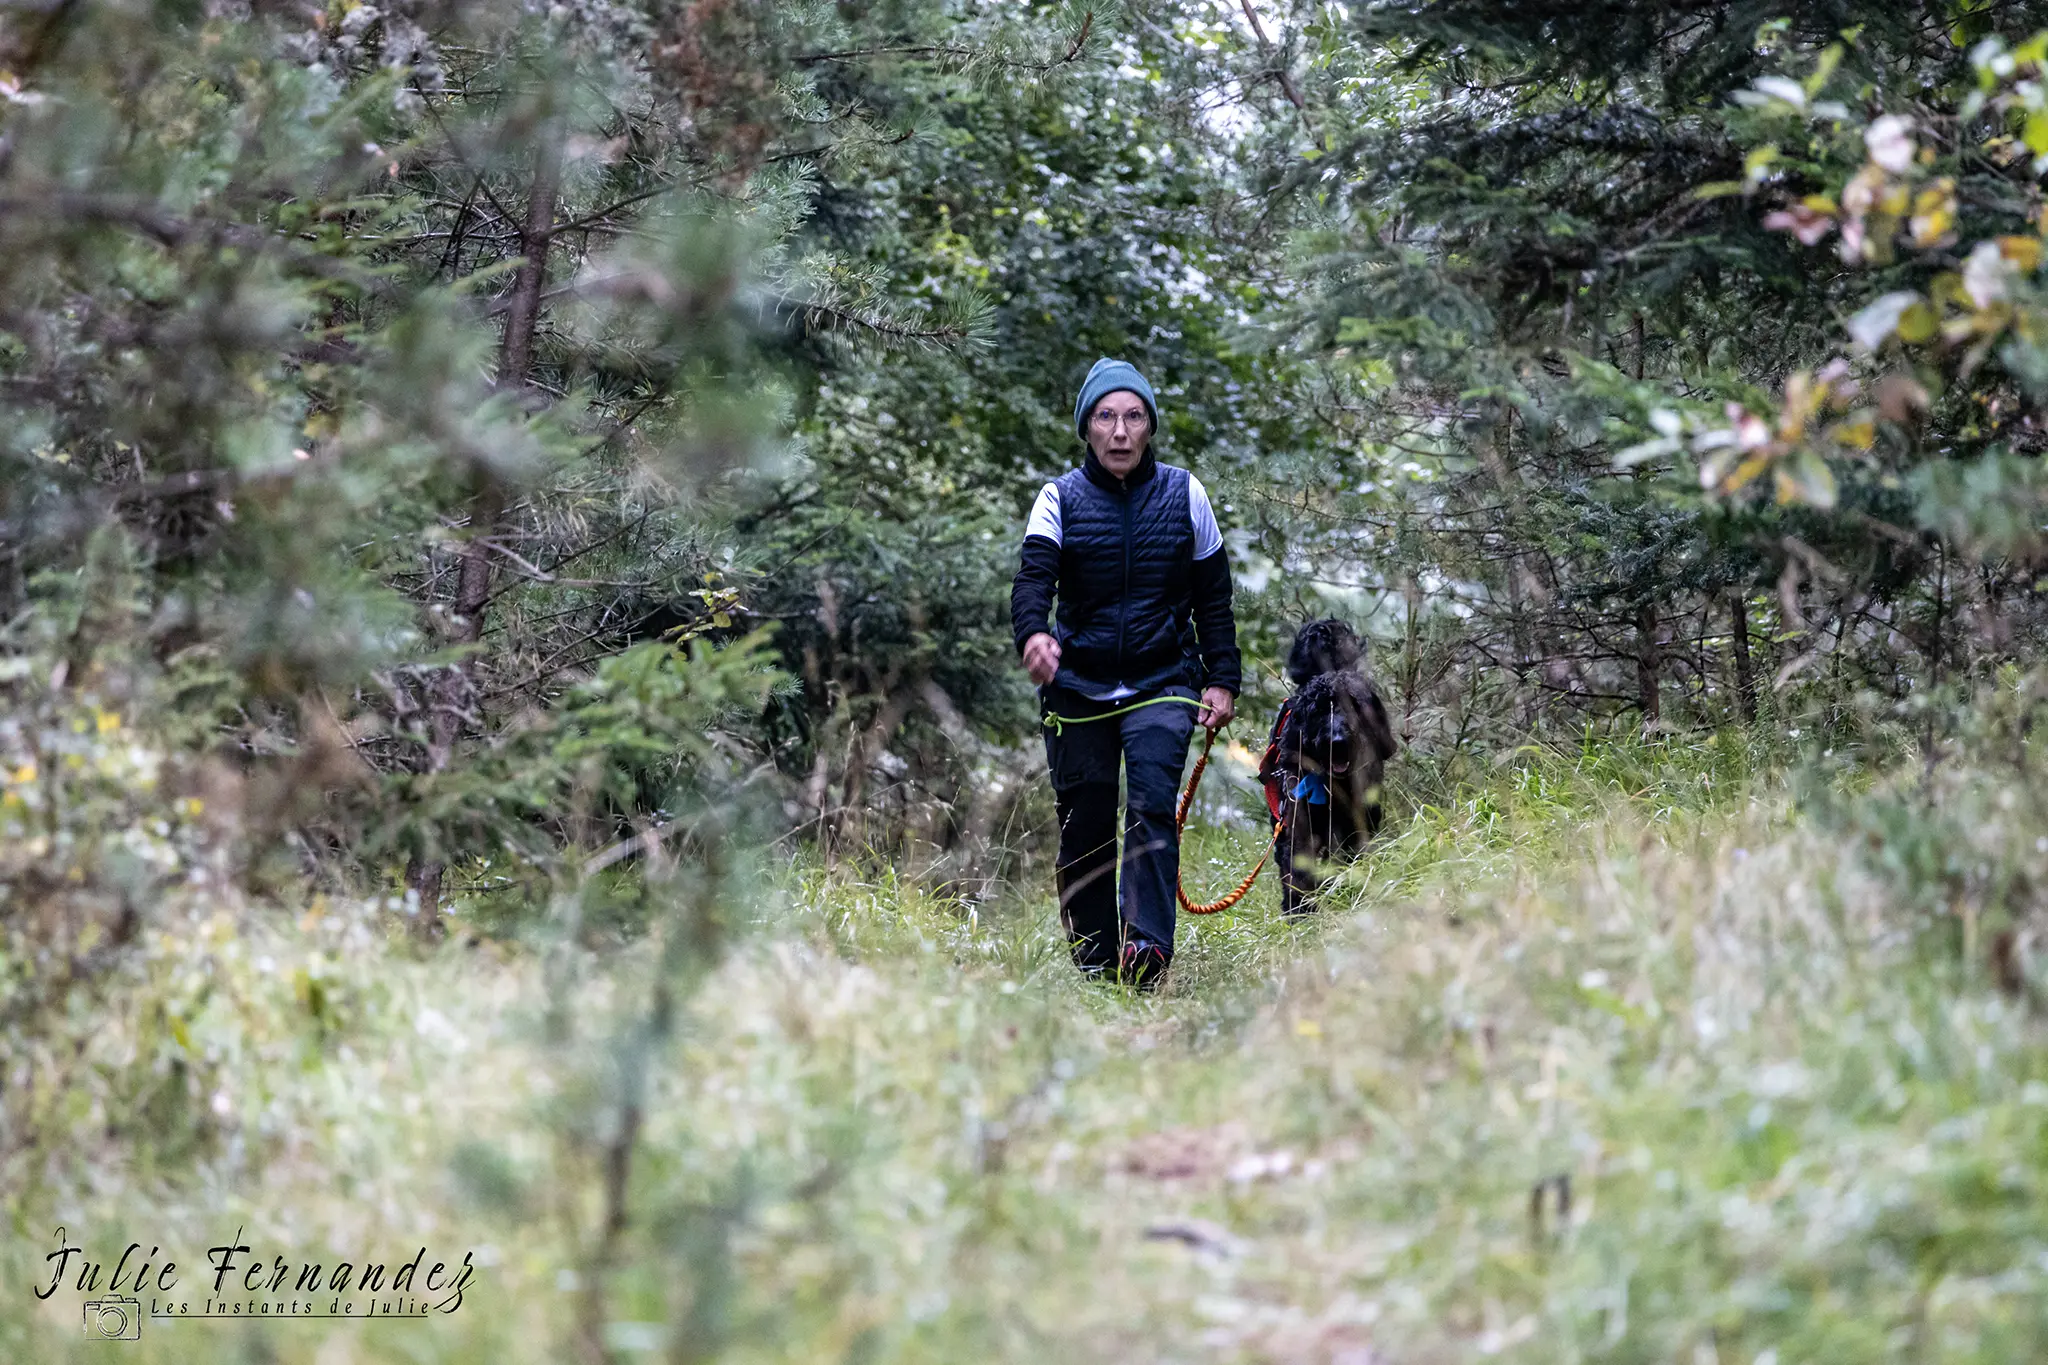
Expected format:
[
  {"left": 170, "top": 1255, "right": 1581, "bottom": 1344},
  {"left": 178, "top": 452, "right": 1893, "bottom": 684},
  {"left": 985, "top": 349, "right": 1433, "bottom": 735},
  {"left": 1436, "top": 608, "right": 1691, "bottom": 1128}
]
[
  {"left": 1285, "top": 617, "right": 1364, "bottom": 685},
  {"left": 1260, "top": 620, "right": 1398, "bottom": 916}
]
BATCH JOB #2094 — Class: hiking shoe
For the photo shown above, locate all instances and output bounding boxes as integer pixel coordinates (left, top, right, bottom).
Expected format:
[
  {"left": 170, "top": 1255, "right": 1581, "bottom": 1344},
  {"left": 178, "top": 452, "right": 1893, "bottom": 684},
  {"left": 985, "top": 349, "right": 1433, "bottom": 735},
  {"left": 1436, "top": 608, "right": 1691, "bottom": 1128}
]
[{"left": 1117, "top": 938, "right": 1171, "bottom": 991}]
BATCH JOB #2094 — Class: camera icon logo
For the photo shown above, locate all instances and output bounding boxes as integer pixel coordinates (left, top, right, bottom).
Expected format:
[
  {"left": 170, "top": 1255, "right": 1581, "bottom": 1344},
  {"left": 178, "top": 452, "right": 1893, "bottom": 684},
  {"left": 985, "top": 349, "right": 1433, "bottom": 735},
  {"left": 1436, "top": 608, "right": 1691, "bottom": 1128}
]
[{"left": 83, "top": 1297, "right": 141, "bottom": 1340}]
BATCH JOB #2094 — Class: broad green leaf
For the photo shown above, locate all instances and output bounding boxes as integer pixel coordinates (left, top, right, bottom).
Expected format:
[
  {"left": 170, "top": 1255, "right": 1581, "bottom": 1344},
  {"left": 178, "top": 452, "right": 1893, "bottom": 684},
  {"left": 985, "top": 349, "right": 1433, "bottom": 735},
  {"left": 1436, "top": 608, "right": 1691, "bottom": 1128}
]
[
  {"left": 1779, "top": 449, "right": 1839, "bottom": 509},
  {"left": 1805, "top": 44, "right": 1843, "bottom": 96},
  {"left": 2024, "top": 109, "right": 2048, "bottom": 157},
  {"left": 1896, "top": 301, "right": 1939, "bottom": 344}
]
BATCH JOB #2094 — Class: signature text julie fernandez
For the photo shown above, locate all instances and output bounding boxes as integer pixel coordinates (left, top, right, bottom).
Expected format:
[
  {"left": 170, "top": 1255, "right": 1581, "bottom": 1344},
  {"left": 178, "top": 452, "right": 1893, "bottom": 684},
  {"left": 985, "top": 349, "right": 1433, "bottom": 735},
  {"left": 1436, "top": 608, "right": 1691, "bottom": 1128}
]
[{"left": 37, "top": 1227, "right": 475, "bottom": 1318}]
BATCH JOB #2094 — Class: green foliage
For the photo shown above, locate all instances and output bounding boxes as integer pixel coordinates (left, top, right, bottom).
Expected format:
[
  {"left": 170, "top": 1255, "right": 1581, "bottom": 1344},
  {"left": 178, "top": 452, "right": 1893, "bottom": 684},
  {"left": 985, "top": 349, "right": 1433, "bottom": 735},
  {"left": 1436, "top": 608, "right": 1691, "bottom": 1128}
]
[
  {"left": 15, "top": 1, "right": 2048, "bottom": 1358},
  {"left": 379, "top": 632, "right": 784, "bottom": 885},
  {"left": 1242, "top": 0, "right": 2048, "bottom": 740},
  {"left": 14, "top": 732, "right": 2048, "bottom": 1361},
  {"left": 1635, "top": 26, "right": 2048, "bottom": 562}
]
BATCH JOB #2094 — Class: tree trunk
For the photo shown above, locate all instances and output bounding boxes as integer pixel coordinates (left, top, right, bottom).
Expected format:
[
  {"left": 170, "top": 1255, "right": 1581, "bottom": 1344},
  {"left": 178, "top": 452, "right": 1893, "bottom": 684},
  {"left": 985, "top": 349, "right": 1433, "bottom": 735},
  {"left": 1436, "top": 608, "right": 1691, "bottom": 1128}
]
[
  {"left": 407, "top": 129, "right": 562, "bottom": 936},
  {"left": 1480, "top": 416, "right": 1537, "bottom": 727},
  {"left": 1636, "top": 599, "right": 1660, "bottom": 731},
  {"left": 1729, "top": 594, "right": 1756, "bottom": 724},
  {"left": 833, "top": 670, "right": 913, "bottom": 858}
]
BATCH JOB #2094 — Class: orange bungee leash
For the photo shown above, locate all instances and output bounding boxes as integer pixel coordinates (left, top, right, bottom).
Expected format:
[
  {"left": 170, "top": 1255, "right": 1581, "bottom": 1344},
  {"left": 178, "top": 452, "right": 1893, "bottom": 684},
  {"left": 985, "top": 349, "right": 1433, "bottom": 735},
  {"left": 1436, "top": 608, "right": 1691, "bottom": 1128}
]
[{"left": 1173, "top": 725, "right": 1281, "bottom": 915}]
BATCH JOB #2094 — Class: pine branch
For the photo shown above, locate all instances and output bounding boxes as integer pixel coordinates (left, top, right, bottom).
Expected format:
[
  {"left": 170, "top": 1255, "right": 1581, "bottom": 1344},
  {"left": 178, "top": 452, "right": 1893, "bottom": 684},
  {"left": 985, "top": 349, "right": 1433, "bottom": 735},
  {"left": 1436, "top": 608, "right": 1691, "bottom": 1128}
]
[
  {"left": 783, "top": 293, "right": 992, "bottom": 350},
  {"left": 0, "top": 193, "right": 379, "bottom": 285},
  {"left": 794, "top": 7, "right": 1094, "bottom": 74}
]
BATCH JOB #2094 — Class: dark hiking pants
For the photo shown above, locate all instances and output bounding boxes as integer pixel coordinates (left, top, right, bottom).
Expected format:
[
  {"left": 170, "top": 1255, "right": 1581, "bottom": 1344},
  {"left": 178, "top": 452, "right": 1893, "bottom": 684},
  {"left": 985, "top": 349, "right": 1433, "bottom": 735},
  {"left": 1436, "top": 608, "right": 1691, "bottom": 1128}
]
[{"left": 1041, "top": 684, "right": 1197, "bottom": 971}]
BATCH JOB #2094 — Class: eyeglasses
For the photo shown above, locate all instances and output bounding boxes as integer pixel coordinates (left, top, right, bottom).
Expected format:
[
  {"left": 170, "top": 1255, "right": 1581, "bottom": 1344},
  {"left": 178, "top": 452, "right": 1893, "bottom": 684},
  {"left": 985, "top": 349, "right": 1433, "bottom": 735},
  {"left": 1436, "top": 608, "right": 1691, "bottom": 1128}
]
[{"left": 1089, "top": 407, "right": 1150, "bottom": 432}]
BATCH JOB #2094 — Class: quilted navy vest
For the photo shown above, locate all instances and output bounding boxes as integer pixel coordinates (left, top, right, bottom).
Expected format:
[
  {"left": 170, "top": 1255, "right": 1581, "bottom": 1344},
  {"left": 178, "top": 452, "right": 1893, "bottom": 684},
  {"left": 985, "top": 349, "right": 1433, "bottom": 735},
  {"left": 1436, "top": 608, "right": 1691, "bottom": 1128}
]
[{"left": 1051, "top": 450, "right": 1199, "bottom": 694}]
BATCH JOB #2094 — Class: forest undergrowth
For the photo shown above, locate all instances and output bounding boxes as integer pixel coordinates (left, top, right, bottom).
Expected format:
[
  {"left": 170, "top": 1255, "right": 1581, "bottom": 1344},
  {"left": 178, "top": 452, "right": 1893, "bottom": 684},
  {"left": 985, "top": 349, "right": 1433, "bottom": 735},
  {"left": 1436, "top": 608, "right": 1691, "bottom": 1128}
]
[{"left": 10, "top": 717, "right": 2048, "bottom": 1365}]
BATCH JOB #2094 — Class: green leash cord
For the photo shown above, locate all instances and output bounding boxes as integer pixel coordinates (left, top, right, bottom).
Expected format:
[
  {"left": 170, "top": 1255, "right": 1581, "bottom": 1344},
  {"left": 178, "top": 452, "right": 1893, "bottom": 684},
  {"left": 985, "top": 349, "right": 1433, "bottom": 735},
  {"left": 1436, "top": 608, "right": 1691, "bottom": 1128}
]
[{"left": 1040, "top": 693, "right": 1208, "bottom": 737}]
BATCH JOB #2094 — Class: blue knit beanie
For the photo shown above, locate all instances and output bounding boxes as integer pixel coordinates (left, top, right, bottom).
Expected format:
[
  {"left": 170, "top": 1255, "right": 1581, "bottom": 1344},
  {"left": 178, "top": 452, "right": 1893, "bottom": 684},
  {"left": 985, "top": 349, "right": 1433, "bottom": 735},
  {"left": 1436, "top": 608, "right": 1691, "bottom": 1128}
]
[{"left": 1072, "top": 358, "right": 1159, "bottom": 441}]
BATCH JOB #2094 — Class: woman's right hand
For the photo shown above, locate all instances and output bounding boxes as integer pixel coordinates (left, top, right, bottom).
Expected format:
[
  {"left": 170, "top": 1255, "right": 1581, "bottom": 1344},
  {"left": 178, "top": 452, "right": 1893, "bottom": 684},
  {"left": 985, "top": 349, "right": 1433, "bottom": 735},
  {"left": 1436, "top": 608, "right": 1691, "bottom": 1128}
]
[{"left": 1021, "top": 632, "right": 1061, "bottom": 686}]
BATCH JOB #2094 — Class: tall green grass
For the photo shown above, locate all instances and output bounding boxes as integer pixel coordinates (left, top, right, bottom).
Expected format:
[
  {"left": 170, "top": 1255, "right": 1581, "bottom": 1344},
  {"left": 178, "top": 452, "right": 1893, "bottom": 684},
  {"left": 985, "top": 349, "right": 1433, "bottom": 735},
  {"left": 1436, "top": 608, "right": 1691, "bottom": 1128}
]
[{"left": 8, "top": 728, "right": 2048, "bottom": 1362}]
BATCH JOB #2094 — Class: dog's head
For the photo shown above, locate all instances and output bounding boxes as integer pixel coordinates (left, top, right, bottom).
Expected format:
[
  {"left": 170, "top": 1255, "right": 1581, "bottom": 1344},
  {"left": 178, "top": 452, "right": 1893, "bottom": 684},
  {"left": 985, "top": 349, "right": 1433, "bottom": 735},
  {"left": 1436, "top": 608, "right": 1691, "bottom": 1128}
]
[
  {"left": 1287, "top": 618, "right": 1363, "bottom": 688},
  {"left": 1279, "top": 668, "right": 1398, "bottom": 778}
]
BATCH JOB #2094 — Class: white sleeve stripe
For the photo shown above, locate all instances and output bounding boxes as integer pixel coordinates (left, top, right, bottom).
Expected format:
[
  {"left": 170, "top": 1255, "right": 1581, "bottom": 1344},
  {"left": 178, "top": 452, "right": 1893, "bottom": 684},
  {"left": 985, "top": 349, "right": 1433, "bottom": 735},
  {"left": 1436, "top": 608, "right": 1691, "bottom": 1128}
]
[
  {"left": 1024, "top": 483, "right": 1061, "bottom": 544},
  {"left": 1188, "top": 474, "right": 1224, "bottom": 559}
]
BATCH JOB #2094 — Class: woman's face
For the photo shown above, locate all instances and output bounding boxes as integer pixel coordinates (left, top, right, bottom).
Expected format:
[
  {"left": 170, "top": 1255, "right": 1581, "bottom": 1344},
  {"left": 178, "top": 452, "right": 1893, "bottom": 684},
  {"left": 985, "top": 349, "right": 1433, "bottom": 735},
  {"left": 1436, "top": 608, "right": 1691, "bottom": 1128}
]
[{"left": 1085, "top": 389, "right": 1150, "bottom": 477}]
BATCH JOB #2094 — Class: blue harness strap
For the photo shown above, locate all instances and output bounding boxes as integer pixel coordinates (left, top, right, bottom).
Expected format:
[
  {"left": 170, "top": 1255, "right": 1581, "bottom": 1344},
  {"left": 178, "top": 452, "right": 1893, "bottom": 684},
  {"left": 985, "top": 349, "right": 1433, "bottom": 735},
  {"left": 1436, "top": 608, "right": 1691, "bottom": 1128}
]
[{"left": 1292, "top": 771, "right": 1329, "bottom": 806}]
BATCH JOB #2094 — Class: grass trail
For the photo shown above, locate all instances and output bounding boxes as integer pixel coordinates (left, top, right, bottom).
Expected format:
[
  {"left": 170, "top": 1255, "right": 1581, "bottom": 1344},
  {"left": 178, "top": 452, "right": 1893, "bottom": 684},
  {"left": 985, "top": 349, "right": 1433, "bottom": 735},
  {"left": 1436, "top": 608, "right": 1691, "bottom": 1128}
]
[{"left": 9, "top": 734, "right": 2048, "bottom": 1362}]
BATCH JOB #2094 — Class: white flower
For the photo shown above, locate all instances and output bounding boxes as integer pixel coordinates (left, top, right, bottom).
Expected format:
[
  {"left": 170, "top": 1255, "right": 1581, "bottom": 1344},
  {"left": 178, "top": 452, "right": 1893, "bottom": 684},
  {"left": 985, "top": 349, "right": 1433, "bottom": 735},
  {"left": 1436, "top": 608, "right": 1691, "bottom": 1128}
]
[
  {"left": 1732, "top": 409, "right": 1771, "bottom": 450},
  {"left": 1841, "top": 165, "right": 1883, "bottom": 215},
  {"left": 1865, "top": 115, "right": 1916, "bottom": 173},
  {"left": 1963, "top": 240, "right": 2012, "bottom": 308},
  {"left": 1844, "top": 291, "right": 1920, "bottom": 351},
  {"left": 1751, "top": 75, "right": 1807, "bottom": 109},
  {"left": 1972, "top": 37, "right": 2017, "bottom": 79}
]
